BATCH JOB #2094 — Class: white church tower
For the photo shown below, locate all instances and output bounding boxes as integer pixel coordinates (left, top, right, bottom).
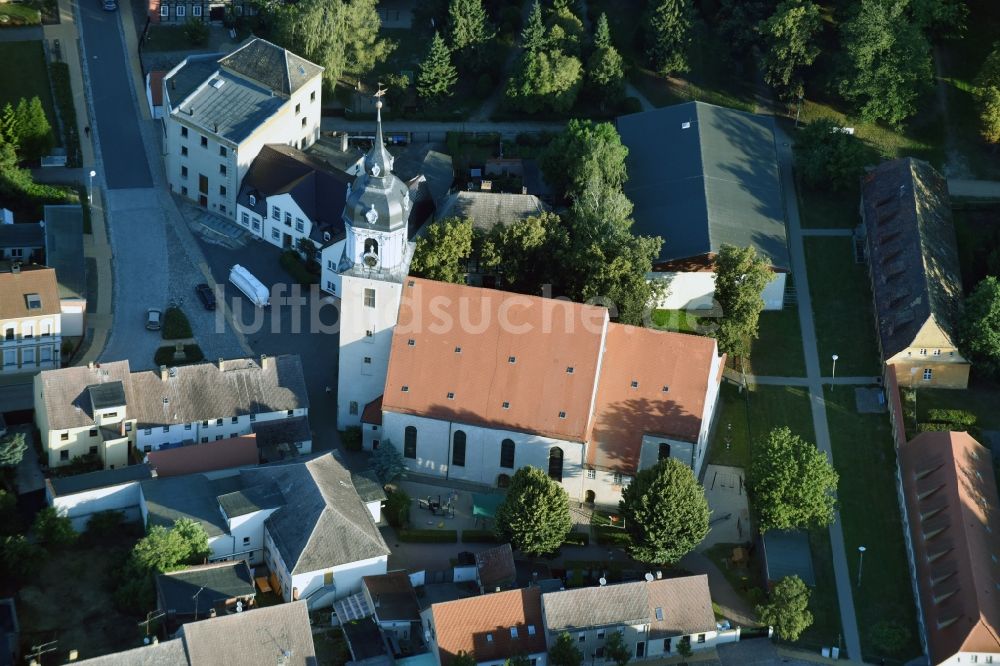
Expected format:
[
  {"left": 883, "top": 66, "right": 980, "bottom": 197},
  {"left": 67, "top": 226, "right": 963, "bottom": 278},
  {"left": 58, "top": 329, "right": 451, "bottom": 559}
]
[{"left": 332, "top": 92, "right": 414, "bottom": 429}]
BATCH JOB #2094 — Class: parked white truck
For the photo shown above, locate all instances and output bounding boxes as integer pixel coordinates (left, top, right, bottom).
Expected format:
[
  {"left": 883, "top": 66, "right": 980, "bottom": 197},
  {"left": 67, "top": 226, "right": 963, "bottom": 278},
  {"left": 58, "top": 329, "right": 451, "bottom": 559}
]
[{"left": 229, "top": 264, "right": 270, "bottom": 307}]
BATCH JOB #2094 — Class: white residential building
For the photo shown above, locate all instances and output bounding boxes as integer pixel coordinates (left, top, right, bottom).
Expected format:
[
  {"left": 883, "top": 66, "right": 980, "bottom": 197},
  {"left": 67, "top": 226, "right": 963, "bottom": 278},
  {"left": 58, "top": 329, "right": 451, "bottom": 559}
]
[
  {"left": 368, "top": 277, "right": 724, "bottom": 506},
  {"left": 162, "top": 38, "right": 323, "bottom": 219},
  {"left": 234, "top": 144, "right": 354, "bottom": 252},
  {"left": 34, "top": 355, "right": 308, "bottom": 470},
  {"left": 540, "top": 575, "right": 731, "bottom": 660},
  {"left": 0, "top": 264, "right": 62, "bottom": 376}
]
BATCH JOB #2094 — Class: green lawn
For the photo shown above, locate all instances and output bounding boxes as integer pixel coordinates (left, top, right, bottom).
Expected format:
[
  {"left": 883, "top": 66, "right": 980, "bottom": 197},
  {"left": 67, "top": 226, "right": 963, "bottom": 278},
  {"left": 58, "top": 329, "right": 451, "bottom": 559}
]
[
  {"left": 804, "top": 237, "right": 881, "bottom": 377},
  {"left": 650, "top": 309, "right": 704, "bottom": 334},
  {"left": 708, "top": 383, "right": 815, "bottom": 469},
  {"left": 0, "top": 41, "right": 56, "bottom": 129},
  {"left": 748, "top": 307, "right": 807, "bottom": 377},
  {"left": 793, "top": 526, "right": 843, "bottom": 653},
  {"left": 0, "top": 2, "right": 41, "bottom": 25},
  {"left": 797, "top": 181, "right": 859, "bottom": 230},
  {"left": 141, "top": 26, "right": 198, "bottom": 52},
  {"left": 824, "top": 387, "right": 922, "bottom": 663}
]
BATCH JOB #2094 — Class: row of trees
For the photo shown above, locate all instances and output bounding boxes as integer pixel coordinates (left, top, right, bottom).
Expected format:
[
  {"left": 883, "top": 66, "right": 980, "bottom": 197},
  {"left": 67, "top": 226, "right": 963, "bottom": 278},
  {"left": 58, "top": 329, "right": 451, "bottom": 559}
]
[{"left": 1, "top": 96, "right": 54, "bottom": 163}]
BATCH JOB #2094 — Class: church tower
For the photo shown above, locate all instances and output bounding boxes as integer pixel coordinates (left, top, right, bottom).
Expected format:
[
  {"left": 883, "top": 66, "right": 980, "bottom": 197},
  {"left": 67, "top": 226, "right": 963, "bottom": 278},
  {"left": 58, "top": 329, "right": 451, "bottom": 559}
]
[{"left": 335, "top": 93, "right": 413, "bottom": 429}]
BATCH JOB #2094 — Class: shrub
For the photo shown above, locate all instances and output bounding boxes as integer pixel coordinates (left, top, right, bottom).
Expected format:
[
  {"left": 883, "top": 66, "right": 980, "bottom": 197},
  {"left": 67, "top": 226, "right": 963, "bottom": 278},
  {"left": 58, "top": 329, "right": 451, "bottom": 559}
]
[
  {"left": 153, "top": 344, "right": 204, "bottom": 367},
  {"left": 398, "top": 528, "right": 458, "bottom": 543},
  {"left": 85, "top": 510, "right": 125, "bottom": 541},
  {"left": 620, "top": 97, "right": 643, "bottom": 114},
  {"left": 341, "top": 426, "right": 362, "bottom": 451},
  {"left": 33, "top": 507, "right": 76, "bottom": 548},
  {"left": 461, "top": 529, "right": 503, "bottom": 543},
  {"left": 476, "top": 73, "right": 493, "bottom": 98},
  {"left": 161, "top": 306, "right": 192, "bottom": 340},
  {"left": 926, "top": 409, "right": 977, "bottom": 426},
  {"left": 870, "top": 619, "right": 912, "bottom": 655},
  {"left": 384, "top": 489, "right": 410, "bottom": 529},
  {"left": 476, "top": 132, "right": 501, "bottom": 147},
  {"left": 917, "top": 421, "right": 983, "bottom": 440},
  {"left": 279, "top": 250, "right": 318, "bottom": 286},
  {"left": 563, "top": 531, "right": 589, "bottom": 546},
  {"left": 183, "top": 17, "right": 209, "bottom": 46}
]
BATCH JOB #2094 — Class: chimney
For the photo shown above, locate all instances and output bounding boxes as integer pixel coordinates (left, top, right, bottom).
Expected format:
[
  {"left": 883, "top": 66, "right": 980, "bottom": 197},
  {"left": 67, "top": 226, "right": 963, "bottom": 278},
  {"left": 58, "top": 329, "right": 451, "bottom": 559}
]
[
  {"left": 88, "top": 361, "right": 95, "bottom": 370},
  {"left": 160, "top": 365, "right": 168, "bottom": 381},
  {"left": 11, "top": 262, "right": 20, "bottom": 274},
  {"left": 218, "top": 357, "right": 225, "bottom": 370},
  {"left": 261, "top": 354, "right": 270, "bottom": 370}
]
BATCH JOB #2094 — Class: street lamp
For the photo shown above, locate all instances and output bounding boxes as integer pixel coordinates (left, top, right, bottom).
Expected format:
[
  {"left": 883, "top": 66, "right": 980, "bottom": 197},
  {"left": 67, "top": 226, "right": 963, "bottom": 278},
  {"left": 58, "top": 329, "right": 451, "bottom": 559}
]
[
  {"left": 857, "top": 546, "right": 866, "bottom": 587},
  {"left": 88, "top": 169, "right": 96, "bottom": 204},
  {"left": 831, "top": 354, "right": 839, "bottom": 391}
]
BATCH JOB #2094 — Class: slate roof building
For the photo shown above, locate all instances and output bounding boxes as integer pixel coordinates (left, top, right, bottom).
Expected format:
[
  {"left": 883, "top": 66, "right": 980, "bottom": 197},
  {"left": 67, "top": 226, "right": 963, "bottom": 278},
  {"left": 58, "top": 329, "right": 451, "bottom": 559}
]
[
  {"left": 43, "top": 204, "right": 87, "bottom": 336},
  {"left": 861, "top": 158, "right": 970, "bottom": 389},
  {"left": 361, "top": 572, "right": 424, "bottom": 655},
  {"left": 161, "top": 39, "right": 323, "bottom": 220},
  {"left": 541, "top": 575, "right": 721, "bottom": 660},
  {"left": 0, "top": 263, "right": 62, "bottom": 377},
  {"left": 898, "top": 431, "right": 1000, "bottom": 665},
  {"left": 138, "top": 453, "right": 390, "bottom": 609},
  {"left": 234, "top": 143, "right": 354, "bottom": 252},
  {"left": 617, "top": 101, "right": 790, "bottom": 311},
  {"left": 74, "top": 600, "right": 316, "bottom": 665},
  {"left": 475, "top": 543, "right": 517, "bottom": 593},
  {"left": 0, "top": 216, "right": 44, "bottom": 263},
  {"left": 34, "top": 354, "right": 308, "bottom": 470},
  {"left": 374, "top": 277, "right": 724, "bottom": 506},
  {"left": 422, "top": 587, "right": 549, "bottom": 666},
  {"left": 156, "top": 561, "right": 255, "bottom": 631}
]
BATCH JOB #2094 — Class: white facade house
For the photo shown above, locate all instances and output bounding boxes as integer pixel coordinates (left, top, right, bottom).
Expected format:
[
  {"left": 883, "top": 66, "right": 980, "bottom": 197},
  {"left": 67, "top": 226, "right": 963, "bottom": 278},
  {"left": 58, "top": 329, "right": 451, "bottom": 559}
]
[
  {"left": 234, "top": 144, "right": 354, "bottom": 252},
  {"left": 162, "top": 39, "right": 323, "bottom": 219},
  {"left": 650, "top": 269, "right": 787, "bottom": 311},
  {"left": 34, "top": 355, "right": 308, "bottom": 470},
  {"left": 422, "top": 587, "right": 549, "bottom": 666},
  {"left": 137, "top": 453, "right": 389, "bottom": 610},
  {"left": 1, "top": 264, "right": 61, "bottom": 376},
  {"left": 45, "top": 464, "right": 154, "bottom": 531},
  {"left": 372, "top": 278, "right": 724, "bottom": 506},
  {"left": 540, "top": 576, "right": 730, "bottom": 661}
]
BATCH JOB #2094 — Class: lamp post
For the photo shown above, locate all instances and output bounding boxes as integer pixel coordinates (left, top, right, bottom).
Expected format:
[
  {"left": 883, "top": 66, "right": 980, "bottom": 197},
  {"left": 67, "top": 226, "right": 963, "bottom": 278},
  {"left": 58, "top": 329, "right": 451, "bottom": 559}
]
[
  {"left": 831, "top": 354, "right": 839, "bottom": 390},
  {"left": 88, "top": 169, "right": 96, "bottom": 204},
  {"left": 857, "top": 546, "right": 866, "bottom": 587}
]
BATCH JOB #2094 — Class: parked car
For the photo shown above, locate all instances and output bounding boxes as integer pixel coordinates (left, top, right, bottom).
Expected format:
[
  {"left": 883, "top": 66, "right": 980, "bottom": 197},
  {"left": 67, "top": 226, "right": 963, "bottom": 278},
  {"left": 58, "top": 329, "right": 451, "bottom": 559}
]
[
  {"left": 195, "top": 283, "right": 217, "bottom": 310},
  {"left": 145, "top": 308, "right": 162, "bottom": 331}
]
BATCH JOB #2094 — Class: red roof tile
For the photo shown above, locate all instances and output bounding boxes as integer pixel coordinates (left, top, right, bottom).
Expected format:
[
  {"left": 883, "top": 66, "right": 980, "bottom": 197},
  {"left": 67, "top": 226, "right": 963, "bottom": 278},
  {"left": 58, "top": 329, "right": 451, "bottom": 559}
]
[
  {"left": 146, "top": 435, "right": 259, "bottom": 477},
  {"left": 431, "top": 588, "right": 546, "bottom": 665},
  {"left": 149, "top": 71, "right": 166, "bottom": 107}
]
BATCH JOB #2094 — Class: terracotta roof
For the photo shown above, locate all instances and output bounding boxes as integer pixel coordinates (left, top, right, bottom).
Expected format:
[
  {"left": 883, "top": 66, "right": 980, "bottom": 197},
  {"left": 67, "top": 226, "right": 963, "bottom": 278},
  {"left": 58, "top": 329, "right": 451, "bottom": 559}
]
[
  {"left": 0, "top": 265, "right": 61, "bottom": 319},
  {"left": 146, "top": 435, "right": 259, "bottom": 478},
  {"left": 899, "top": 431, "right": 1000, "bottom": 664},
  {"left": 362, "top": 395, "right": 383, "bottom": 425},
  {"left": 588, "top": 324, "right": 720, "bottom": 472},
  {"left": 149, "top": 70, "right": 166, "bottom": 107},
  {"left": 430, "top": 587, "right": 546, "bottom": 665},
  {"left": 475, "top": 543, "right": 516, "bottom": 591},
  {"left": 382, "top": 278, "right": 608, "bottom": 442}
]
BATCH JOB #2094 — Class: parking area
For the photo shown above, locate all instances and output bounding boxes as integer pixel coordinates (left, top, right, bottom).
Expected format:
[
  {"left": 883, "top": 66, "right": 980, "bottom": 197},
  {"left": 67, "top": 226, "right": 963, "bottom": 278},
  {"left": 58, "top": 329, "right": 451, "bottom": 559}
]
[{"left": 700, "top": 464, "right": 750, "bottom": 549}]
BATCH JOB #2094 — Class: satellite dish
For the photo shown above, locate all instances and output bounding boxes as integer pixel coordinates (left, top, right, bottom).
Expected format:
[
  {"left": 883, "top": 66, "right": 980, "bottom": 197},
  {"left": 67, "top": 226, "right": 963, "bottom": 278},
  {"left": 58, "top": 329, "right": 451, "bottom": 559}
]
[
  {"left": 236, "top": 600, "right": 243, "bottom": 613},
  {"left": 598, "top": 577, "right": 607, "bottom": 586},
  {"left": 644, "top": 573, "right": 654, "bottom": 582}
]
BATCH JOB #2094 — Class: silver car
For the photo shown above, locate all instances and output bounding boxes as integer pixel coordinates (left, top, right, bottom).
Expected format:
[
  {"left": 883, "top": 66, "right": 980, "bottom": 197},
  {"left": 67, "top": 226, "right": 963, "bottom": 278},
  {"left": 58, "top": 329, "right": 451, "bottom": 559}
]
[{"left": 145, "top": 308, "right": 162, "bottom": 331}]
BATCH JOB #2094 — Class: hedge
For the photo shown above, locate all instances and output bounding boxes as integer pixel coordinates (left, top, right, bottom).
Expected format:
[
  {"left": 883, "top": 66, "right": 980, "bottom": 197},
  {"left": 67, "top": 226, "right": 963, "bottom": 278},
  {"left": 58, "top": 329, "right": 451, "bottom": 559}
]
[
  {"left": 48, "top": 62, "right": 81, "bottom": 167},
  {"left": 279, "top": 250, "right": 318, "bottom": 286},
  {"left": 917, "top": 421, "right": 983, "bottom": 440},
  {"left": 461, "top": 529, "right": 502, "bottom": 544},
  {"left": 153, "top": 344, "right": 204, "bottom": 367},
  {"left": 563, "top": 531, "right": 589, "bottom": 547},
  {"left": 925, "top": 409, "right": 977, "bottom": 426},
  {"left": 595, "top": 526, "right": 631, "bottom": 547},
  {"left": 384, "top": 489, "right": 410, "bottom": 529},
  {"left": 398, "top": 529, "right": 458, "bottom": 543}
]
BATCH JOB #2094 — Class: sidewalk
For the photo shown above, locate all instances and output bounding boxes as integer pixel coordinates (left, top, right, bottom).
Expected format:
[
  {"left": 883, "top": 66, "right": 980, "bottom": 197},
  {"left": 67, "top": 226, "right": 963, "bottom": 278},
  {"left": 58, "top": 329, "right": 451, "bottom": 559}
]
[{"left": 42, "top": 0, "right": 114, "bottom": 366}]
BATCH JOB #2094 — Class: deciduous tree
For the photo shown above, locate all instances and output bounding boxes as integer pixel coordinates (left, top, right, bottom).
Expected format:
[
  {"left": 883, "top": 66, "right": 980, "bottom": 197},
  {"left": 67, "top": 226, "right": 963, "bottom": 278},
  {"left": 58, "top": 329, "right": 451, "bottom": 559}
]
[
  {"left": 958, "top": 276, "right": 1000, "bottom": 379},
  {"left": 495, "top": 466, "right": 572, "bottom": 556},
  {"left": 132, "top": 518, "right": 211, "bottom": 573},
  {"left": 793, "top": 117, "right": 868, "bottom": 191},
  {"left": 645, "top": 0, "right": 693, "bottom": 76},
  {"left": 910, "top": 0, "right": 967, "bottom": 38},
  {"left": 751, "top": 427, "right": 838, "bottom": 532},
  {"left": 979, "top": 86, "right": 1000, "bottom": 145},
  {"left": 757, "top": 575, "right": 813, "bottom": 640},
  {"left": 619, "top": 458, "right": 710, "bottom": 564},
  {"left": 839, "top": 0, "right": 932, "bottom": 127},
  {"left": 541, "top": 119, "right": 629, "bottom": 203},
  {"left": 713, "top": 245, "right": 772, "bottom": 359},
  {"left": 32, "top": 507, "right": 77, "bottom": 548},
  {"left": 417, "top": 32, "right": 459, "bottom": 103},
  {"left": 410, "top": 217, "right": 473, "bottom": 283},
  {"left": 548, "top": 632, "right": 583, "bottom": 666},
  {"left": 760, "top": 0, "right": 822, "bottom": 98},
  {"left": 0, "top": 534, "right": 45, "bottom": 581},
  {"left": 0, "top": 431, "right": 27, "bottom": 467},
  {"left": 605, "top": 630, "right": 631, "bottom": 666}
]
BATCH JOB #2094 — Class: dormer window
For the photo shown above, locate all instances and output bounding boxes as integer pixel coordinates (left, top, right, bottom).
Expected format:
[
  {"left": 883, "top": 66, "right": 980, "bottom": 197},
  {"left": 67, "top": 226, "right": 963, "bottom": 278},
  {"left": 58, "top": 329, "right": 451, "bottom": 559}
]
[
  {"left": 249, "top": 194, "right": 256, "bottom": 207},
  {"left": 25, "top": 293, "right": 41, "bottom": 309},
  {"left": 630, "top": 380, "right": 639, "bottom": 388}
]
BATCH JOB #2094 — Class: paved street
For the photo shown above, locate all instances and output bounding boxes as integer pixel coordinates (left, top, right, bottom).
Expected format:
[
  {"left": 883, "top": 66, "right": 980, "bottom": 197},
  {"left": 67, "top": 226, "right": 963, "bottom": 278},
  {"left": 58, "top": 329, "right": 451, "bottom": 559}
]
[
  {"left": 0, "top": 382, "right": 33, "bottom": 412},
  {"left": 78, "top": 0, "right": 151, "bottom": 189}
]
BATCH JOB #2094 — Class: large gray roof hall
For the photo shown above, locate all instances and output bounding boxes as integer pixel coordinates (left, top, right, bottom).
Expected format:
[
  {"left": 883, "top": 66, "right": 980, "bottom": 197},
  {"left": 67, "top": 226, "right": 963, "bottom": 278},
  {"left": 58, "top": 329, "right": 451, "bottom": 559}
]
[{"left": 617, "top": 101, "right": 790, "bottom": 269}]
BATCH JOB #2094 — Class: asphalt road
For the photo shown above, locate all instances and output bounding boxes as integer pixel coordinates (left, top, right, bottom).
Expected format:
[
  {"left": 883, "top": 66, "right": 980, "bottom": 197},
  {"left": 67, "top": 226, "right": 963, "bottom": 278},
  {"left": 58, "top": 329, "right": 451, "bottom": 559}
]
[
  {"left": 0, "top": 382, "right": 33, "bottom": 412},
  {"left": 78, "top": 1, "right": 152, "bottom": 189}
]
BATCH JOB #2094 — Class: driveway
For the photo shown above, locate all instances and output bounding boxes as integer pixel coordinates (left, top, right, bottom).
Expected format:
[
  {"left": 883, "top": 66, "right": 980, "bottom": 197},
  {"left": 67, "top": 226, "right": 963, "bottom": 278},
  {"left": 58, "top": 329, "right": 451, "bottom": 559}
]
[{"left": 78, "top": 0, "right": 151, "bottom": 189}]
